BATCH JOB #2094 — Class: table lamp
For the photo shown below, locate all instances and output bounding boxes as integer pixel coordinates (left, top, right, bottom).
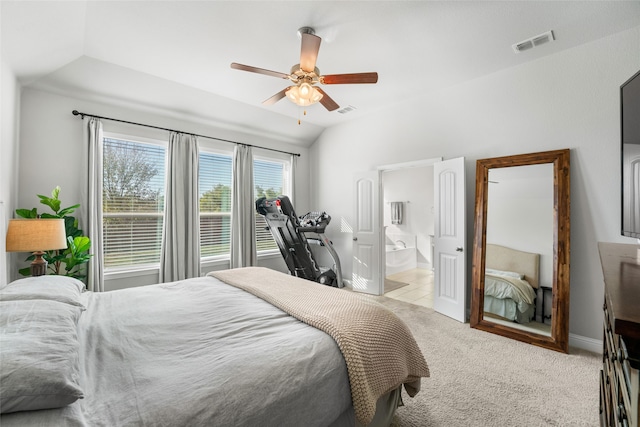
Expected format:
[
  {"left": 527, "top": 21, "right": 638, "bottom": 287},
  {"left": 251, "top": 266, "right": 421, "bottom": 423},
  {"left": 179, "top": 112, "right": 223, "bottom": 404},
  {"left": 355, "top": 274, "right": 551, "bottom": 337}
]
[{"left": 5, "top": 218, "right": 68, "bottom": 276}]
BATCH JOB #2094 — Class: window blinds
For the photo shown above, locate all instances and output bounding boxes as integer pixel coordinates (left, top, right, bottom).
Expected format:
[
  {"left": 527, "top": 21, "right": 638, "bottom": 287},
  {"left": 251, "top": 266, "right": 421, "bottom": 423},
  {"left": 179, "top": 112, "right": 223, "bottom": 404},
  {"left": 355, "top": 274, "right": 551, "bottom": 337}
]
[
  {"left": 102, "top": 138, "right": 166, "bottom": 268},
  {"left": 199, "top": 152, "right": 233, "bottom": 257},
  {"left": 254, "top": 159, "right": 285, "bottom": 252}
]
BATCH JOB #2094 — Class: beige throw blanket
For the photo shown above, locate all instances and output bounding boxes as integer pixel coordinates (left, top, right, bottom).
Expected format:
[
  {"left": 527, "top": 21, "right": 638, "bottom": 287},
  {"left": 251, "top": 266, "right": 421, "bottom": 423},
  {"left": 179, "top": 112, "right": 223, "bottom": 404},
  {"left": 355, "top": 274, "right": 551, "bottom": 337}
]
[{"left": 208, "top": 267, "right": 430, "bottom": 425}]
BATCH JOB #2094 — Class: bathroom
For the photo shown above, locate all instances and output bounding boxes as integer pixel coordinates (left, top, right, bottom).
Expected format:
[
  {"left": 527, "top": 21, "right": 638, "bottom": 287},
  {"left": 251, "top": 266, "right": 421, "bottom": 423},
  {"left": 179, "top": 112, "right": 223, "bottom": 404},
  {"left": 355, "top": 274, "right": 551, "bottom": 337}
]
[{"left": 382, "top": 165, "right": 435, "bottom": 305}]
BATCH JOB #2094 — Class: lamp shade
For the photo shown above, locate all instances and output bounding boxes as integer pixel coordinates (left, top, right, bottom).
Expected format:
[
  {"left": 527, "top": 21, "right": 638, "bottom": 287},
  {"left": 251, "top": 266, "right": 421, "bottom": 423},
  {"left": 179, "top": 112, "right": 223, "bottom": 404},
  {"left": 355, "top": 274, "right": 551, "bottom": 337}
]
[
  {"left": 286, "top": 83, "right": 323, "bottom": 107},
  {"left": 5, "top": 219, "right": 68, "bottom": 252}
]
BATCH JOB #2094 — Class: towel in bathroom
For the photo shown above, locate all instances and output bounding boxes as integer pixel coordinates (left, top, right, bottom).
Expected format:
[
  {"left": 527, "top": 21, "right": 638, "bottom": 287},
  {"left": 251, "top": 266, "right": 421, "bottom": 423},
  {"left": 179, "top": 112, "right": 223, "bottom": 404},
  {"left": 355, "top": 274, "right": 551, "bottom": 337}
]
[{"left": 391, "top": 202, "right": 403, "bottom": 225}]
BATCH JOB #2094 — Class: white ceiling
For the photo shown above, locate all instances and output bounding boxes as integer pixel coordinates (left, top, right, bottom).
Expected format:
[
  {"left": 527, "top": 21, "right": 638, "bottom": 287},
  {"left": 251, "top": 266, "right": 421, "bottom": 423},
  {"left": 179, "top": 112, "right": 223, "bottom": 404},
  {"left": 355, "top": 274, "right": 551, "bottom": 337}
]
[{"left": 2, "top": 1, "right": 640, "bottom": 146}]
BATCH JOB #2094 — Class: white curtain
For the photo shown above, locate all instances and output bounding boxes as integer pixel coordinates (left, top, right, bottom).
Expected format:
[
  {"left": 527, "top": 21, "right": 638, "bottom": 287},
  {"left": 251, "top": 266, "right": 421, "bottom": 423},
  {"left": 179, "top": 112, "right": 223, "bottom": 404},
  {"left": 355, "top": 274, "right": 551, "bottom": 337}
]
[
  {"left": 230, "top": 144, "right": 256, "bottom": 268},
  {"left": 290, "top": 154, "right": 297, "bottom": 203},
  {"left": 80, "top": 117, "right": 104, "bottom": 292},
  {"left": 159, "top": 133, "right": 201, "bottom": 282}
]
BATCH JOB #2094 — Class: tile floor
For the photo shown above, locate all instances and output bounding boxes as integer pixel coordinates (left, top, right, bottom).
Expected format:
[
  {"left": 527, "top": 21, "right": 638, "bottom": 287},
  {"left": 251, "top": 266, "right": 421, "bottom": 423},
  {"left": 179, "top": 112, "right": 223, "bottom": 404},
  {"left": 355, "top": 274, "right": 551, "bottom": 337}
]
[{"left": 384, "top": 268, "right": 434, "bottom": 308}]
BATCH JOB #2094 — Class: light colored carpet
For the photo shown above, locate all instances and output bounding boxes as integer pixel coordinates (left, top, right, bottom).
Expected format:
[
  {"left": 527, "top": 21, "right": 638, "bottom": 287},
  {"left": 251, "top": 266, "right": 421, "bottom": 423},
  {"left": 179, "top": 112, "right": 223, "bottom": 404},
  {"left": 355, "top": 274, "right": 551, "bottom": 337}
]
[
  {"left": 385, "top": 278, "right": 411, "bottom": 294},
  {"left": 370, "top": 295, "right": 601, "bottom": 427}
]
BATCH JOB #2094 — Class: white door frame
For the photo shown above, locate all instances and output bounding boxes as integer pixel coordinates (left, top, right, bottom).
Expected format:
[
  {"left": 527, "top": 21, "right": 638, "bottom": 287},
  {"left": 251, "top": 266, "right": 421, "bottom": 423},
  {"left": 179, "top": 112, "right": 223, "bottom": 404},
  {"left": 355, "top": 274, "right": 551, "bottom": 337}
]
[{"left": 377, "top": 157, "right": 443, "bottom": 173}]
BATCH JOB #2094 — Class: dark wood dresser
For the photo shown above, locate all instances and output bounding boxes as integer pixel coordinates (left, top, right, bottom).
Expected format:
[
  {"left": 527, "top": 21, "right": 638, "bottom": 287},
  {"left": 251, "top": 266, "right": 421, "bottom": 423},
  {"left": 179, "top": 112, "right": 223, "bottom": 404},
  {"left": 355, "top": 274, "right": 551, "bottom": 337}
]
[{"left": 599, "top": 242, "right": 640, "bottom": 427}]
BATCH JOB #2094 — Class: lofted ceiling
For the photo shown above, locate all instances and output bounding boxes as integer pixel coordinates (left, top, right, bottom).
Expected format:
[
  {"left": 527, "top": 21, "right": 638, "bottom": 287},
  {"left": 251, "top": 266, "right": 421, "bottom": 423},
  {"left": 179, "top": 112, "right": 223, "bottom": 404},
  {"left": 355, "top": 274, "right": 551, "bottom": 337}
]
[{"left": 2, "top": 1, "right": 640, "bottom": 146}]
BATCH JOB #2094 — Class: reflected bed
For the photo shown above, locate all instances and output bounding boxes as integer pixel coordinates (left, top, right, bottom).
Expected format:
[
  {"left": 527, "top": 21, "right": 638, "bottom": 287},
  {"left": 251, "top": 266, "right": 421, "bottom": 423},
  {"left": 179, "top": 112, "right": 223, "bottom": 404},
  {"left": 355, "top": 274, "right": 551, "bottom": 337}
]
[{"left": 483, "top": 244, "right": 539, "bottom": 324}]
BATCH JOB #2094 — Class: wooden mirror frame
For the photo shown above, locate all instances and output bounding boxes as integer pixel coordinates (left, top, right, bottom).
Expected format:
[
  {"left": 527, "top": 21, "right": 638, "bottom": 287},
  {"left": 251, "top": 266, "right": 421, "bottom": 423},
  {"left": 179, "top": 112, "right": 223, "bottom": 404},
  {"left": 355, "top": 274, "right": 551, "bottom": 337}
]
[{"left": 470, "top": 149, "right": 570, "bottom": 353}]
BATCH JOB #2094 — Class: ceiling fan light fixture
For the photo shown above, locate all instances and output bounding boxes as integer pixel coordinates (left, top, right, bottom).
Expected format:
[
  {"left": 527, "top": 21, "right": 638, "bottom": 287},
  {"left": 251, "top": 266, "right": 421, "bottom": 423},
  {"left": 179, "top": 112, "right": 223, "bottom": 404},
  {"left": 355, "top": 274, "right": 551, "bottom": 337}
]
[
  {"left": 231, "top": 26, "right": 377, "bottom": 113},
  {"left": 286, "top": 82, "right": 323, "bottom": 107}
]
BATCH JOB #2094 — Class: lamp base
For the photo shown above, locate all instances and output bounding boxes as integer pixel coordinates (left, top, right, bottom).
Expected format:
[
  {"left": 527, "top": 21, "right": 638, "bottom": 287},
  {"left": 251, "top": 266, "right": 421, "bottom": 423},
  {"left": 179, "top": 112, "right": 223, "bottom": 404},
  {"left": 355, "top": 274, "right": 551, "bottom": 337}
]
[{"left": 30, "top": 251, "right": 48, "bottom": 277}]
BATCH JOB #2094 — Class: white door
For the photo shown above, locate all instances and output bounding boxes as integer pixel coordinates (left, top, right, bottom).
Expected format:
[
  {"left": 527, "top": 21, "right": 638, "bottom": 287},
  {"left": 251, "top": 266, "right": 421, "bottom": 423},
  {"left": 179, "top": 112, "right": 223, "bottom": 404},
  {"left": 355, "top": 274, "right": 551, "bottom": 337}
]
[
  {"left": 433, "top": 157, "right": 467, "bottom": 322},
  {"left": 352, "top": 171, "right": 383, "bottom": 295}
]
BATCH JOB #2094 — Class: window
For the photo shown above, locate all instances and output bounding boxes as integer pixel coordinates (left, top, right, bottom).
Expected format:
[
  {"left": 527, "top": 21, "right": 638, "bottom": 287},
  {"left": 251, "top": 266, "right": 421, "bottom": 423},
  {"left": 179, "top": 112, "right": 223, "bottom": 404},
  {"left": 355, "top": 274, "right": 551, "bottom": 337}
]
[
  {"left": 102, "top": 136, "right": 166, "bottom": 269},
  {"left": 254, "top": 156, "right": 291, "bottom": 253},
  {"left": 102, "top": 136, "right": 291, "bottom": 270},
  {"left": 199, "top": 150, "right": 233, "bottom": 258}
]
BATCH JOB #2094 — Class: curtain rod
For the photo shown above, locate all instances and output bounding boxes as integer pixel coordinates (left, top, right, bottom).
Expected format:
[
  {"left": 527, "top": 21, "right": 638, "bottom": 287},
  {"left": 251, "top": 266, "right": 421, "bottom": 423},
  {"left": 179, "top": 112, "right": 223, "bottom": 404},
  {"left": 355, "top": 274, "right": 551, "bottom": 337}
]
[{"left": 71, "top": 110, "right": 301, "bottom": 157}]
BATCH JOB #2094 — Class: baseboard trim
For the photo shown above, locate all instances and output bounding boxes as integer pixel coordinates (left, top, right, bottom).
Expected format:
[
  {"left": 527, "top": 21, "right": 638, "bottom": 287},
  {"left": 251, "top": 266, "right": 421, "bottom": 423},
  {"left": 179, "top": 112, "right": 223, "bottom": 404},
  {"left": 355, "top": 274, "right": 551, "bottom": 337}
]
[{"left": 569, "top": 333, "right": 602, "bottom": 354}]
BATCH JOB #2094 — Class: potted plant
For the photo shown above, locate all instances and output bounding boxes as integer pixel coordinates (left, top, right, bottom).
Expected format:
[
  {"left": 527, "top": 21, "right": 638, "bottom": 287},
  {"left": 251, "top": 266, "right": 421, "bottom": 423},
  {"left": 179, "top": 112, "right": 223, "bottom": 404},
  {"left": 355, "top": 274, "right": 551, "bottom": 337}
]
[{"left": 15, "top": 186, "right": 92, "bottom": 280}]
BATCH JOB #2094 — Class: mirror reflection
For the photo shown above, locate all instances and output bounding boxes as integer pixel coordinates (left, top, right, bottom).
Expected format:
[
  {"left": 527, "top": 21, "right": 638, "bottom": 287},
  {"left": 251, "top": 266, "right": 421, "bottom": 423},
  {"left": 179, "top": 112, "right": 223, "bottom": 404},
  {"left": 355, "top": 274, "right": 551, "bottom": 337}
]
[
  {"left": 471, "top": 149, "right": 570, "bottom": 353},
  {"left": 483, "top": 164, "right": 553, "bottom": 336}
]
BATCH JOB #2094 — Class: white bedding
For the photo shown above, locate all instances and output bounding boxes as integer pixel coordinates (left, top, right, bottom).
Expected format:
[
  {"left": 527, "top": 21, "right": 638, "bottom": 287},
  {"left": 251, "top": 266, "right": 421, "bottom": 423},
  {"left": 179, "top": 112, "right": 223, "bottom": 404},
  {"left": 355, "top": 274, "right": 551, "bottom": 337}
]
[
  {"left": 1, "top": 276, "right": 354, "bottom": 426},
  {"left": 484, "top": 273, "right": 536, "bottom": 313}
]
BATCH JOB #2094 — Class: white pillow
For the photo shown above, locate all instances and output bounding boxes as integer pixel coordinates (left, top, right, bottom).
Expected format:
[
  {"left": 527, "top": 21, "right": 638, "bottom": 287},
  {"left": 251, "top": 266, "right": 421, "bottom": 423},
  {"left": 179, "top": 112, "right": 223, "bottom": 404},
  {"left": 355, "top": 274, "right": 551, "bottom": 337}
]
[
  {"left": 0, "top": 299, "right": 84, "bottom": 413},
  {"left": 0, "top": 276, "right": 86, "bottom": 308}
]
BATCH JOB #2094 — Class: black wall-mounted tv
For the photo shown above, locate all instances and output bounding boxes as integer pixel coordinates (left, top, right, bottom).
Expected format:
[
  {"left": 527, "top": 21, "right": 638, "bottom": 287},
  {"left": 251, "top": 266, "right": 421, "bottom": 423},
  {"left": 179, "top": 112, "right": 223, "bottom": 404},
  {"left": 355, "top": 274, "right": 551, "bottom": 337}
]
[{"left": 621, "top": 69, "right": 640, "bottom": 239}]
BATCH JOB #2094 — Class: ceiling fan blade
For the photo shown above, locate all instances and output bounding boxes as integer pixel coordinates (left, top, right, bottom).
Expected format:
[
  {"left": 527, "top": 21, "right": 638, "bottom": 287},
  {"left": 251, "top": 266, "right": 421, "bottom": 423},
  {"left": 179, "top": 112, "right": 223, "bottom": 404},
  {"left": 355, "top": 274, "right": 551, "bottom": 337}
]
[
  {"left": 262, "top": 88, "right": 289, "bottom": 106},
  {"left": 321, "top": 72, "right": 379, "bottom": 85},
  {"left": 300, "top": 32, "right": 321, "bottom": 72},
  {"left": 231, "top": 63, "right": 290, "bottom": 79},
  {"left": 316, "top": 88, "right": 339, "bottom": 111}
]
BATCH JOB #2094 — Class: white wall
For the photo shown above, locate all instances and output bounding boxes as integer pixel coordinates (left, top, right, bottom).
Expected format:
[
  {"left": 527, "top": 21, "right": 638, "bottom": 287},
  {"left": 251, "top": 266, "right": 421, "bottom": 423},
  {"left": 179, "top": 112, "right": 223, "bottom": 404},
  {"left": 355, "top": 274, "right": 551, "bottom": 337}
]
[
  {"left": 0, "top": 58, "right": 20, "bottom": 286},
  {"left": 310, "top": 26, "right": 640, "bottom": 342},
  {"left": 14, "top": 87, "right": 309, "bottom": 287}
]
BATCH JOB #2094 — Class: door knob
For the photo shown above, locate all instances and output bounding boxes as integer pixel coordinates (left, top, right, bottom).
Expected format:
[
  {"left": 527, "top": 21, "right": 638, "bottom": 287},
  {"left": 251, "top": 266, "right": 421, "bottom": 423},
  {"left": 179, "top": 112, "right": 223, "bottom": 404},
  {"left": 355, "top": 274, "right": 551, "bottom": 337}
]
[
  {"left": 353, "top": 237, "right": 358, "bottom": 241},
  {"left": 456, "top": 247, "right": 463, "bottom": 252}
]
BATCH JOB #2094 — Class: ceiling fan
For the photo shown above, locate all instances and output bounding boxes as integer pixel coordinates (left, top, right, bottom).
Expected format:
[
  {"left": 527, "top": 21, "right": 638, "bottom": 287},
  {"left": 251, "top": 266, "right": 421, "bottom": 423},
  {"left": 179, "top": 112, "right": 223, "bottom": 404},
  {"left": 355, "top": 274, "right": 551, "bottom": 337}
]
[{"left": 231, "top": 27, "right": 378, "bottom": 112}]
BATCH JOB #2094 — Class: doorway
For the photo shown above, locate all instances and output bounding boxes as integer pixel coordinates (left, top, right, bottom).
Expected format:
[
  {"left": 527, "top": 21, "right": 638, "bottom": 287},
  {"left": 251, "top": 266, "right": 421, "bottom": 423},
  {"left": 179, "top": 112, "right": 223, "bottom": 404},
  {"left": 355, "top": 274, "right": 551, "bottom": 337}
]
[
  {"left": 352, "top": 156, "right": 467, "bottom": 321},
  {"left": 379, "top": 159, "right": 438, "bottom": 308}
]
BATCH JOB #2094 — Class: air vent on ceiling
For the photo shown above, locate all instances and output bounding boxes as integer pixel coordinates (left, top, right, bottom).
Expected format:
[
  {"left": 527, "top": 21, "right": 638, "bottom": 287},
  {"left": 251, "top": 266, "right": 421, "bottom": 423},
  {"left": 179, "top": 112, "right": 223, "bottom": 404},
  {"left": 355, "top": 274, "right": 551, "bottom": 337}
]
[
  {"left": 512, "top": 30, "right": 555, "bottom": 54},
  {"left": 337, "top": 105, "right": 356, "bottom": 114}
]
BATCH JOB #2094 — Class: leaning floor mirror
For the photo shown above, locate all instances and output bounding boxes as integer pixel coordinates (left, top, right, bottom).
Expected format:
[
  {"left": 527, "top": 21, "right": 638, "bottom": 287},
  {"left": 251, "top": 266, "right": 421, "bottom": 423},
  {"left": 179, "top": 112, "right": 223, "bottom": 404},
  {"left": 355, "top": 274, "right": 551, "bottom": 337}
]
[{"left": 470, "top": 149, "right": 570, "bottom": 353}]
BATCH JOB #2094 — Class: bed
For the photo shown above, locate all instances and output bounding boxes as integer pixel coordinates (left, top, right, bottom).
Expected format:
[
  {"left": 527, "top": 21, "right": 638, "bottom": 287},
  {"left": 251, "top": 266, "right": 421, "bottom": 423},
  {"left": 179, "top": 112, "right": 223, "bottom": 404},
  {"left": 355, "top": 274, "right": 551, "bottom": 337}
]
[
  {"left": 0, "top": 267, "right": 429, "bottom": 427},
  {"left": 483, "top": 244, "right": 539, "bottom": 324}
]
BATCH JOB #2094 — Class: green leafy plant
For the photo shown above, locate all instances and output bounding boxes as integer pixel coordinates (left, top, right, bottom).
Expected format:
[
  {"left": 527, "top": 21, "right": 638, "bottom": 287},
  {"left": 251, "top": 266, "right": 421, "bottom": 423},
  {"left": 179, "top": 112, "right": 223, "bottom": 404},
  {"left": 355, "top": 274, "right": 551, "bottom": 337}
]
[{"left": 16, "top": 186, "right": 92, "bottom": 280}]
